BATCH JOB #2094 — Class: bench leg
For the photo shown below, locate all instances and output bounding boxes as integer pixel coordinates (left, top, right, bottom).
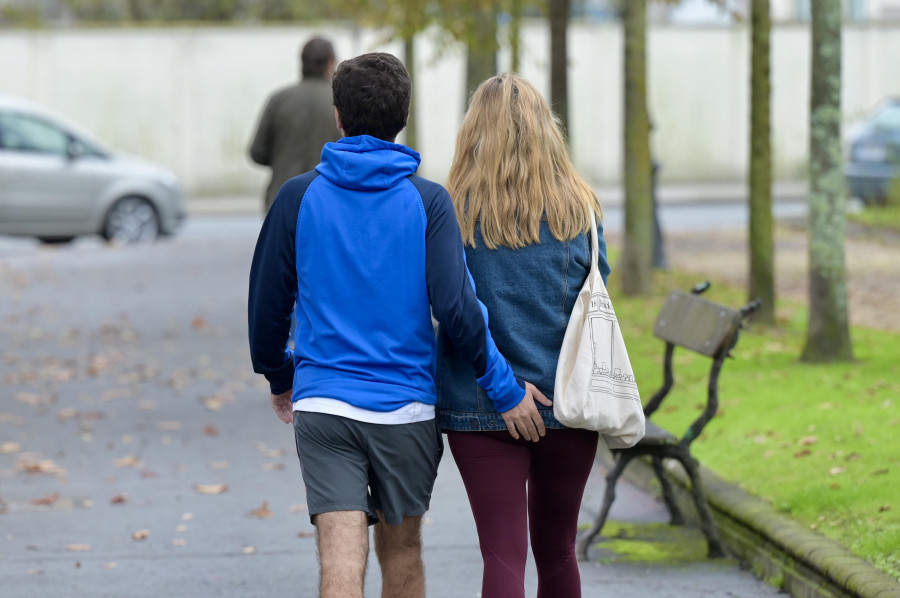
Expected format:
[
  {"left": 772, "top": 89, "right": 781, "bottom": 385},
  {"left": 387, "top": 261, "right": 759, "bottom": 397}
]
[
  {"left": 651, "top": 455, "right": 685, "bottom": 526},
  {"left": 577, "top": 453, "right": 632, "bottom": 561},
  {"left": 682, "top": 455, "right": 725, "bottom": 558}
]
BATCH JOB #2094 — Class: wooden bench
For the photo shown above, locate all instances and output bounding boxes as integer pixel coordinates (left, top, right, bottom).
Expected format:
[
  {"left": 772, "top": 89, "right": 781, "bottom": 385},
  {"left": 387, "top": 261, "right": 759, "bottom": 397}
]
[{"left": 577, "top": 282, "right": 760, "bottom": 560}]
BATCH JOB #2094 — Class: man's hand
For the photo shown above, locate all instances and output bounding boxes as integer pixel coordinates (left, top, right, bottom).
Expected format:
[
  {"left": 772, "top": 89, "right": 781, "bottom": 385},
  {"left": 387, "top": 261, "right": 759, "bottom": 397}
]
[
  {"left": 271, "top": 390, "right": 293, "bottom": 424},
  {"left": 500, "top": 382, "right": 553, "bottom": 442}
]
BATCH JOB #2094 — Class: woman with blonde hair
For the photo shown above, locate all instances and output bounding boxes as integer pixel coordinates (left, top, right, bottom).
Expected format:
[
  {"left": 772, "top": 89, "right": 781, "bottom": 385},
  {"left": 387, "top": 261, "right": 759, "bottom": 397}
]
[{"left": 435, "top": 73, "right": 611, "bottom": 598}]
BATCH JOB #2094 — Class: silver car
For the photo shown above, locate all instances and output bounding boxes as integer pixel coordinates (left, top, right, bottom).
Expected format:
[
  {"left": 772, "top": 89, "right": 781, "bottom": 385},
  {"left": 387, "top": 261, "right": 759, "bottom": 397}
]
[{"left": 0, "top": 95, "right": 185, "bottom": 243}]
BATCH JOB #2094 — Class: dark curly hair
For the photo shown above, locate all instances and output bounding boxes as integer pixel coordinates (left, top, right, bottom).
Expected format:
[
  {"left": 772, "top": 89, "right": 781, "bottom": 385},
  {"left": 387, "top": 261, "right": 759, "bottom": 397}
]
[{"left": 332, "top": 53, "right": 410, "bottom": 142}]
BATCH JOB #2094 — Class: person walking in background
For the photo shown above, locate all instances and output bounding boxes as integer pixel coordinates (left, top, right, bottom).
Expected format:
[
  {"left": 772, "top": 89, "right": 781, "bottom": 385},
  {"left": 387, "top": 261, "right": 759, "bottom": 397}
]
[
  {"left": 436, "top": 73, "right": 612, "bottom": 598},
  {"left": 248, "top": 36, "right": 339, "bottom": 213},
  {"left": 248, "top": 54, "right": 548, "bottom": 598}
]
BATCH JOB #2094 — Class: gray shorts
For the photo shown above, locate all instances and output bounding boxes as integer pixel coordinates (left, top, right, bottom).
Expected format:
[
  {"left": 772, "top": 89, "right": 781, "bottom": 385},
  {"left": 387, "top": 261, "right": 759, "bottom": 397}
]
[{"left": 293, "top": 411, "right": 443, "bottom": 526}]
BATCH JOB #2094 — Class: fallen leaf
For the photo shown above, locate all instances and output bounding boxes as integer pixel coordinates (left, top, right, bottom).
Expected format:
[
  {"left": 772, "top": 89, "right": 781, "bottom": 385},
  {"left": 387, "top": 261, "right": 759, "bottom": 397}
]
[
  {"left": 140, "top": 471, "right": 158, "bottom": 479},
  {"left": 829, "top": 467, "right": 846, "bottom": 476},
  {"left": 289, "top": 504, "right": 308, "bottom": 513},
  {"left": 56, "top": 408, "right": 80, "bottom": 422},
  {"left": 75, "top": 561, "right": 81, "bottom": 569},
  {"left": 879, "top": 505, "right": 892, "bottom": 513},
  {"left": 104, "top": 562, "right": 117, "bottom": 570},
  {"left": 830, "top": 483, "right": 841, "bottom": 489},
  {"left": 16, "top": 392, "right": 48, "bottom": 406},
  {"left": 110, "top": 494, "right": 128, "bottom": 505},
  {"left": 209, "top": 461, "right": 230, "bottom": 471},
  {"left": 113, "top": 456, "right": 143, "bottom": 469},
  {"left": 797, "top": 436, "right": 818, "bottom": 446},
  {"left": 203, "top": 398, "right": 224, "bottom": 412},
  {"left": 241, "top": 546, "right": 256, "bottom": 555},
  {"left": 0, "top": 442, "right": 22, "bottom": 454},
  {"left": 297, "top": 531, "right": 315, "bottom": 538},
  {"left": 131, "top": 529, "right": 149, "bottom": 541},
  {"left": 203, "top": 425, "right": 219, "bottom": 436},
  {"left": 172, "top": 538, "right": 187, "bottom": 547},
  {"left": 193, "top": 484, "right": 228, "bottom": 495},
  {"left": 248, "top": 501, "right": 273, "bottom": 519},
  {"left": 191, "top": 316, "right": 206, "bottom": 330},
  {"left": 158, "top": 421, "right": 182, "bottom": 432},
  {"left": 793, "top": 449, "right": 811, "bottom": 458},
  {"left": 872, "top": 468, "right": 889, "bottom": 476},
  {"left": 31, "top": 492, "right": 60, "bottom": 506},
  {"left": 66, "top": 544, "right": 91, "bottom": 552},
  {"left": 845, "top": 453, "right": 862, "bottom": 461},
  {"left": 18, "top": 459, "right": 66, "bottom": 476},
  {"left": 263, "top": 462, "right": 285, "bottom": 472}
]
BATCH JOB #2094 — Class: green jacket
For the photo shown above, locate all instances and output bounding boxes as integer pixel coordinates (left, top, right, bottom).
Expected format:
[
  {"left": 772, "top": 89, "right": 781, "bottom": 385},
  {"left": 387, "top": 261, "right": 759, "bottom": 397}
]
[{"left": 249, "top": 77, "right": 339, "bottom": 211}]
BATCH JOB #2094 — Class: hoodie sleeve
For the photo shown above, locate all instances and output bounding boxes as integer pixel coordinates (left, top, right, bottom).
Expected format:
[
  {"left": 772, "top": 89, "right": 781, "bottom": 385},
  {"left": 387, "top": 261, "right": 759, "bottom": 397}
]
[
  {"left": 248, "top": 174, "right": 314, "bottom": 395},
  {"left": 411, "top": 177, "right": 525, "bottom": 413}
]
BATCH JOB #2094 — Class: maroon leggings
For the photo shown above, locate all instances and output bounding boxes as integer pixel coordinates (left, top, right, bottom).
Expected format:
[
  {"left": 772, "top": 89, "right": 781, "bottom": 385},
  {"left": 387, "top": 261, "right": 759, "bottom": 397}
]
[{"left": 447, "top": 428, "right": 599, "bottom": 598}]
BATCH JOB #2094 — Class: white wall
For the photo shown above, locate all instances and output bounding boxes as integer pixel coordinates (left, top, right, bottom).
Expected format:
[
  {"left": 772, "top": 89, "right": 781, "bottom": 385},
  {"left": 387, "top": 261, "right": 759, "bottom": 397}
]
[{"left": 2, "top": 22, "right": 899, "bottom": 195}]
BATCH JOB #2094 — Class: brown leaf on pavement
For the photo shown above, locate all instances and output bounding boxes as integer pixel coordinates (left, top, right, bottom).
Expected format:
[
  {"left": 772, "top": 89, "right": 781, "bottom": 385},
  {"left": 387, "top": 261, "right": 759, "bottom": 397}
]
[
  {"left": 30, "top": 492, "right": 60, "bottom": 506},
  {"left": 203, "top": 425, "right": 219, "bottom": 436},
  {"left": 297, "top": 531, "right": 314, "bottom": 538},
  {"left": 56, "top": 408, "right": 80, "bottom": 422},
  {"left": 131, "top": 529, "right": 149, "bottom": 541},
  {"left": 193, "top": 484, "right": 228, "bottom": 495},
  {"left": 110, "top": 494, "right": 128, "bottom": 505},
  {"left": 191, "top": 316, "right": 206, "bottom": 330},
  {"left": 248, "top": 501, "right": 273, "bottom": 519},
  {"left": 113, "top": 455, "right": 143, "bottom": 469},
  {"left": 66, "top": 544, "right": 91, "bottom": 552},
  {"left": 0, "top": 442, "right": 21, "bottom": 454},
  {"left": 18, "top": 458, "right": 66, "bottom": 476}
]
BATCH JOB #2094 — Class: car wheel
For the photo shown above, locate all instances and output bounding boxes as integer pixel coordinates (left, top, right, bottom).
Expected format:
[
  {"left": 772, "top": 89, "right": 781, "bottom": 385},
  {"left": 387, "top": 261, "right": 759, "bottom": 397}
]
[
  {"left": 102, "top": 196, "right": 160, "bottom": 244},
  {"left": 37, "top": 236, "right": 76, "bottom": 244}
]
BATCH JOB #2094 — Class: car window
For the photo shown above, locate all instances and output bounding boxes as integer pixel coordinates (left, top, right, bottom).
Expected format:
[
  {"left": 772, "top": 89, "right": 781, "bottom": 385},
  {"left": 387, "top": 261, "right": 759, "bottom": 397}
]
[
  {"left": 870, "top": 103, "right": 900, "bottom": 131},
  {"left": 0, "top": 113, "right": 69, "bottom": 156}
]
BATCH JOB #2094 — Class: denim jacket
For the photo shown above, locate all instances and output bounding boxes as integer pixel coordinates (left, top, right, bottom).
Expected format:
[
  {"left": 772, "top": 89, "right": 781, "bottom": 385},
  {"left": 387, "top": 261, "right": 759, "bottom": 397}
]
[{"left": 435, "top": 219, "right": 611, "bottom": 432}]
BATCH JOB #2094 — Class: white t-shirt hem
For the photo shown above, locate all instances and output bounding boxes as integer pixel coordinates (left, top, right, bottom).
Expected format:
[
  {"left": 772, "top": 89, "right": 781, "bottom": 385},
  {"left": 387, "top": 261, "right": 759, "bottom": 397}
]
[{"left": 292, "top": 397, "right": 435, "bottom": 425}]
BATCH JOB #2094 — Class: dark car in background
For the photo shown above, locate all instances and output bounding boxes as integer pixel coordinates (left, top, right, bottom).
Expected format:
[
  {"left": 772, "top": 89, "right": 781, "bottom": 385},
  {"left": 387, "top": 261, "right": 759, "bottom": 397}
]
[
  {"left": 845, "top": 97, "right": 900, "bottom": 205},
  {"left": 0, "top": 95, "right": 185, "bottom": 244}
]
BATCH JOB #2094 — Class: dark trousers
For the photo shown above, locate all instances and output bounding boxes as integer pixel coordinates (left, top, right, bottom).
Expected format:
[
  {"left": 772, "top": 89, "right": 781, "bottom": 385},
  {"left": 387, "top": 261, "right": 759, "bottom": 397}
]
[{"left": 447, "top": 428, "right": 599, "bottom": 598}]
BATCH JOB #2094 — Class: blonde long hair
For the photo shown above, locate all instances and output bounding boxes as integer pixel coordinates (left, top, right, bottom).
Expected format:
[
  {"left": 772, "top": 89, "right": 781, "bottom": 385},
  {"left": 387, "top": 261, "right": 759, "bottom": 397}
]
[{"left": 447, "top": 73, "right": 602, "bottom": 249}]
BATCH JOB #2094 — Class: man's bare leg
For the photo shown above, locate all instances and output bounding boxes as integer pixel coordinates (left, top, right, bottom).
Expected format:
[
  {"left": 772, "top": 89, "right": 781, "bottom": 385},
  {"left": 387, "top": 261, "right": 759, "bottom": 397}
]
[
  {"left": 373, "top": 513, "right": 425, "bottom": 598},
  {"left": 316, "top": 511, "right": 369, "bottom": 598}
]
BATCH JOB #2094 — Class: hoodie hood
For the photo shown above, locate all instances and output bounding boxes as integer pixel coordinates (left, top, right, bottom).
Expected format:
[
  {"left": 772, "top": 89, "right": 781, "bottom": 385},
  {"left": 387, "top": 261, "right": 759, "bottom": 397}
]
[{"left": 315, "top": 135, "right": 421, "bottom": 191}]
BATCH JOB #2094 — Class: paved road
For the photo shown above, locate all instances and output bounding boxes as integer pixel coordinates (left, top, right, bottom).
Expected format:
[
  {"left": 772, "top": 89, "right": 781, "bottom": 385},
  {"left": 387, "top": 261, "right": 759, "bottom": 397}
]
[{"left": 0, "top": 222, "right": 784, "bottom": 597}]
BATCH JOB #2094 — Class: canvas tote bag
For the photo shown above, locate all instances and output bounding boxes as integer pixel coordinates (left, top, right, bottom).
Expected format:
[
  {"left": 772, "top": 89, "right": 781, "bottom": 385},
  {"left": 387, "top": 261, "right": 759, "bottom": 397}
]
[{"left": 553, "top": 212, "right": 645, "bottom": 449}]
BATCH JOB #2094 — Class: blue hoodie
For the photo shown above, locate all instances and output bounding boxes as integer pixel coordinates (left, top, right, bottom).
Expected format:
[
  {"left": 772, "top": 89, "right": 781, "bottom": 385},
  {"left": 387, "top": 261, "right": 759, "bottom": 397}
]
[{"left": 248, "top": 136, "right": 524, "bottom": 413}]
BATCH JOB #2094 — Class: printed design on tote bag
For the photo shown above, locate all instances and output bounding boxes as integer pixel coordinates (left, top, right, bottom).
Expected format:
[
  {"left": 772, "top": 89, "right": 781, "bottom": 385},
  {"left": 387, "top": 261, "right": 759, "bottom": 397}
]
[{"left": 588, "top": 292, "right": 641, "bottom": 403}]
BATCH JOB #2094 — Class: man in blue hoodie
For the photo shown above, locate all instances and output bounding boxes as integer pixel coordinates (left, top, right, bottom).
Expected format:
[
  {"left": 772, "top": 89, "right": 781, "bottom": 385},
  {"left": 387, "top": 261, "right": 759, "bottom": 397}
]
[{"left": 248, "top": 53, "right": 550, "bottom": 598}]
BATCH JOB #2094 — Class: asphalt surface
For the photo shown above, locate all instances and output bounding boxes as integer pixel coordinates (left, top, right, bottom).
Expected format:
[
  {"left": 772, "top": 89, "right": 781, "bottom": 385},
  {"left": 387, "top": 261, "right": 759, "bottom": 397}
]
[{"left": 0, "top": 218, "right": 784, "bottom": 597}]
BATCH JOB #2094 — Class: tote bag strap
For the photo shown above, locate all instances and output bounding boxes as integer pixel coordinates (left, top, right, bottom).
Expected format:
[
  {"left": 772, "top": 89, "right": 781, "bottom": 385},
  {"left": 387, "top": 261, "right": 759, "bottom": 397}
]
[{"left": 588, "top": 210, "right": 600, "bottom": 275}]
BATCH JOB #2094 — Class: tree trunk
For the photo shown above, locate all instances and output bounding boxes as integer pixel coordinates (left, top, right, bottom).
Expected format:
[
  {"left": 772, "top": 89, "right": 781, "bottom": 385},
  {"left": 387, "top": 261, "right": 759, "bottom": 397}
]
[
  {"left": 510, "top": 0, "right": 522, "bottom": 72},
  {"left": 801, "top": 0, "right": 853, "bottom": 362},
  {"left": 549, "top": 0, "right": 570, "bottom": 135},
  {"left": 748, "top": 0, "right": 776, "bottom": 325},
  {"left": 403, "top": 33, "right": 418, "bottom": 151},
  {"left": 620, "top": 0, "right": 653, "bottom": 297},
  {"left": 465, "top": 3, "right": 498, "bottom": 102}
]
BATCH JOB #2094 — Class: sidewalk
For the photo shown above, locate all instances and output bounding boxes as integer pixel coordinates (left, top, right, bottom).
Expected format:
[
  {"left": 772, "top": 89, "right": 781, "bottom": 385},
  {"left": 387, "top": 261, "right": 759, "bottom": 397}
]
[{"left": 186, "top": 180, "right": 809, "bottom": 216}]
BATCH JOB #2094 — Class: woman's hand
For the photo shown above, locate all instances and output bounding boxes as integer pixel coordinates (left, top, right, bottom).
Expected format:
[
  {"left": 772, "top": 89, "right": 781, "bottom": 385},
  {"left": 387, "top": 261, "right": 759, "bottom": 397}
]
[{"left": 500, "top": 382, "right": 553, "bottom": 442}]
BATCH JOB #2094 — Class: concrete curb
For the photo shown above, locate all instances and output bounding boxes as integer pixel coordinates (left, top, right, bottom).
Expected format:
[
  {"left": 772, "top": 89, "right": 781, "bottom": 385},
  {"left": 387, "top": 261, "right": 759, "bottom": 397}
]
[{"left": 595, "top": 449, "right": 900, "bottom": 598}]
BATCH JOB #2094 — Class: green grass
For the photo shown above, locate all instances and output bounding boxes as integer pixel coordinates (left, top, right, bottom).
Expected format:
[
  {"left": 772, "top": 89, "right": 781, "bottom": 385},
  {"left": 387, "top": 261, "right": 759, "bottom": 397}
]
[
  {"left": 849, "top": 204, "right": 900, "bottom": 233},
  {"left": 610, "top": 268, "right": 900, "bottom": 580}
]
